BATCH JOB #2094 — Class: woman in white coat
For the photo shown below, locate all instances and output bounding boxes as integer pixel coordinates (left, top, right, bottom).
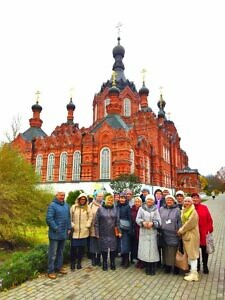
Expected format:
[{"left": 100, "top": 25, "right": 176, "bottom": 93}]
[{"left": 136, "top": 194, "right": 161, "bottom": 275}]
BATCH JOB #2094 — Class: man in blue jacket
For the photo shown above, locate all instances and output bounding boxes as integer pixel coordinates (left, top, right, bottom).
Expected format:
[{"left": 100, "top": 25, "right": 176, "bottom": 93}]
[{"left": 46, "top": 191, "right": 71, "bottom": 279}]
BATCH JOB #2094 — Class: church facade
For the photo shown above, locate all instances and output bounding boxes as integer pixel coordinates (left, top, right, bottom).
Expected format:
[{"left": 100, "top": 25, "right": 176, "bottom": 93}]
[{"left": 12, "top": 37, "right": 201, "bottom": 195}]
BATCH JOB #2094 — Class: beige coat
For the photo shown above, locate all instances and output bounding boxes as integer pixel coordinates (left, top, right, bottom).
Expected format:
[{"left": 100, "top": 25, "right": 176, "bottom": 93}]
[
  {"left": 70, "top": 202, "right": 93, "bottom": 239},
  {"left": 89, "top": 200, "right": 101, "bottom": 237},
  {"left": 179, "top": 207, "right": 200, "bottom": 260}
]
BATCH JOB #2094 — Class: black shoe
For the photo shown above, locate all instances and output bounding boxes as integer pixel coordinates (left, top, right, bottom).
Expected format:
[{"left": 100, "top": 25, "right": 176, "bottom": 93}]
[
  {"left": 110, "top": 263, "right": 116, "bottom": 270},
  {"left": 77, "top": 262, "right": 82, "bottom": 269},
  {"left": 70, "top": 263, "right": 75, "bottom": 271},
  {"left": 96, "top": 254, "right": 101, "bottom": 266},
  {"left": 149, "top": 263, "right": 156, "bottom": 275},
  {"left": 203, "top": 266, "right": 209, "bottom": 274},
  {"left": 91, "top": 257, "right": 96, "bottom": 266},
  {"left": 103, "top": 262, "right": 108, "bottom": 271},
  {"left": 173, "top": 266, "right": 180, "bottom": 275},
  {"left": 164, "top": 265, "right": 171, "bottom": 274}
]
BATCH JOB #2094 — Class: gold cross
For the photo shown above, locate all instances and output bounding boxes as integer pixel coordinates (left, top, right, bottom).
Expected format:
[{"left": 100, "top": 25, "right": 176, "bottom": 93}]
[
  {"left": 35, "top": 90, "right": 41, "bottom": 103},
  {"left": 116, "top": 22, "right": 123, "bottom": 37},
  {"left": 69, "top": 88, "right": 74, "bottom": 99},
  {"left": 159, "top": 86, "right": 163, "bottom": 95},
  {"left": 141, "top": 68, "right": 147, "bottom": 82},
  {"left": 112, "top": 71, "right": 117, "bottom": 86}
]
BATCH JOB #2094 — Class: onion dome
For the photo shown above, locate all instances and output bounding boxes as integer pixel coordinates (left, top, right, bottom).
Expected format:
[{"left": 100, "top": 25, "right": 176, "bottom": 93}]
[
  {"left": 66, "top": 98, "right": 75, "bottom": 111},
  {"left": 139, "top": 82, "right": 149, "bottom": 96},
  {"left": 113, "top": 37, "right": 125, "bottom": 58},
  {"left": 32, "top": 100, "right": 42, "bottom": 113},
  {"left": 157, "top": 93, "right": 166, "bottom": 118},
  {"left": 109, "top": 85, "right": 120, "bottom": 96}
]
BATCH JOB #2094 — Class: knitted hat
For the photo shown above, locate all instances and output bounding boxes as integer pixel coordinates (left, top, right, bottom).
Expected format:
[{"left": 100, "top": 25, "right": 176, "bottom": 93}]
[
  {"left": 165, "top": 195, "right": 177, "bottom": 203},
  {"left": 175, "top": 190, "right": 185, "bottom": 197},
  {"left": 145, "top": 194, "right": 155, "bottom": 201}
]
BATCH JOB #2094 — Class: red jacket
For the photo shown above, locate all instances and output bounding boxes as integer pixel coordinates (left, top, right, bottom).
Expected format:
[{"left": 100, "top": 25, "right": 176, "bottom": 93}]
[{"left": 194, "top": 203, "right": 213, "bottom": 246}]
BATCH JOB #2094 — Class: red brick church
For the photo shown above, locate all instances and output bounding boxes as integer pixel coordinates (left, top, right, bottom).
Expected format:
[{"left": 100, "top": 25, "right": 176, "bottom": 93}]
[{"left": 12, "top": 36, "right": 201, "bottom": 194}]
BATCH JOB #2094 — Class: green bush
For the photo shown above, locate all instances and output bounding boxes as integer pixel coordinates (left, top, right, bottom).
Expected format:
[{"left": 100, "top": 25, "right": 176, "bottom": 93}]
[{"left": 0, "top": 242, "right": 71, "bottom": 290}]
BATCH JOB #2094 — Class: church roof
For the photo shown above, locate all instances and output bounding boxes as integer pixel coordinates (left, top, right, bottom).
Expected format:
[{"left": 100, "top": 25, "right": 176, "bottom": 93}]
[
  {"left": 90, "top": 114, "right": 131, "bottom": 133},
  {"left": 22, "top": 127, "right": 47, "bottom": 141}
]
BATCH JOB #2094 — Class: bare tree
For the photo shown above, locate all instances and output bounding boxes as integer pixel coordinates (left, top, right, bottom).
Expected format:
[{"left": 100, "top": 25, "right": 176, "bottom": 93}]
[{"left": 4, "top": 115, "right": 22, "bottom": 142}]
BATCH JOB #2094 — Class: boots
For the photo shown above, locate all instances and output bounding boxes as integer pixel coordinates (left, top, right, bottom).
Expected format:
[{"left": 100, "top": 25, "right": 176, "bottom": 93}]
[
  {"left": 91, "top": 253, "right": 96, "bottom": 266},
  {"left": 77, "top": 246, "right": 84, "bottom": 269},
  {"left": 96, "top": 253, "right": 101, "bottom": 266},
  {"left": 149, "top": 262, "right": 156, "bottom": 275},
  {"left": 70, "top": 262, "right": 75, "bottom": 272},
  {"left": 70, "top": 246, "right": 76, "bottom": 271},
  {"left": 102, "top": 251, "right": 108, "bottom": 271},
  {"left": 164, "top": 265, "right": 171, "bottom": 273},
  {"left": 184, "top": 271, "right": 199, "bottom": 282},
  {"left": 202, "top": 246, "right": 209, "bottom": 274},
  {"left": 120, "top": 254, "right": 125, "bottom": 266},
  {"left": 110, "top": 251, "right": 116, "bottom": 270},
  {"left": 123, "top": 254, "right": 130, "bottom": 268},
  {"left": 145, "top": 262, "right": 150, "bottom": 275}
]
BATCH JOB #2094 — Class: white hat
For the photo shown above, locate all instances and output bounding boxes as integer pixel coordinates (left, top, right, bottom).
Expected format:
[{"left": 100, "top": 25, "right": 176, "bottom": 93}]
[
  {"left": 175, "top": 190, "right": 185, "bottom": 197},
  {"left": 145, "top": 194, "right": 155, "bottom": 201},
  {"left": 165, "top": 195, "right": 177, "bottom": 203}
]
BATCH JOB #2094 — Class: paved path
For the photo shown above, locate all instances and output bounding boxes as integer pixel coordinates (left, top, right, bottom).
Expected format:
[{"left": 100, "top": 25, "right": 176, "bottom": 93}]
[{"left": 1, "top": 195, "right": 225, "bottom": 300}]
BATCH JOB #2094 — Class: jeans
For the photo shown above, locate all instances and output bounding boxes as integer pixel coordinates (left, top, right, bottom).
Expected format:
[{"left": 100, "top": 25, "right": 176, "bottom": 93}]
[{"left": 48, "top": 239, "right": 66, "bottom": 274}]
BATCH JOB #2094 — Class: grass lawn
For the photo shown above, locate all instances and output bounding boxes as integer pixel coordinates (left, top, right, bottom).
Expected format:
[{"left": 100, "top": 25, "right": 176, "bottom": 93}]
[{"left": 0, "top": 226, "right": 48, "bottom": 265}]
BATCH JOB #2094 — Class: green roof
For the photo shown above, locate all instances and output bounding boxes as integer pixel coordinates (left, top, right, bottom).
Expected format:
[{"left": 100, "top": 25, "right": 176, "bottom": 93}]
[{"left": 90, "top": 114, "right": 131, "bottom": 133}]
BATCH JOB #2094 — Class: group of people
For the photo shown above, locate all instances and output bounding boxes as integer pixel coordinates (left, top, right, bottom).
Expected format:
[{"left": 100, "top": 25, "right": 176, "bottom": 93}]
[{"left": 46, "top": 188, "right": 213, "bottom": 282}]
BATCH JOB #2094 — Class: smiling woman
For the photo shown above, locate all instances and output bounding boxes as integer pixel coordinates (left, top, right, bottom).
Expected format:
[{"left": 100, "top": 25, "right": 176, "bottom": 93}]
[{"left": 177, "top": 197, "right": 200, "bottom": 282}]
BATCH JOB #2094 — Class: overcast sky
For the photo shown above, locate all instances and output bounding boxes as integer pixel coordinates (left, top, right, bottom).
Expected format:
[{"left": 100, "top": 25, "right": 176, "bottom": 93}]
[{"left": 0, "top": 0, "right": 224, "bottom": 176}]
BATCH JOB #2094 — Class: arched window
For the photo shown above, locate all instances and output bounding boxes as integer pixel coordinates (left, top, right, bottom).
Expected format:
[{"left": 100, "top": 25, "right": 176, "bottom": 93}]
[
  {"left": 35, "top": 154, "right": 43, "bottom": 176},
  {"left": 124, "top": 98, "right": 131, "bottom": 117},
  {"left": 100, "top": 147, "right": 110, "bottom": 179},
  {"left": 130, "top": 149, "right": 135, "bottom": 173},
  {"left": 59, "top": 152, "right": 67, "bottom": 181},
  {"left": 104, "top": 98, "right": 110, "bottom": 116},
  {"left": 72, "top": 151, "right": 81, "bottom": 181},
  {"left": 47, "top": 153, "right": 55, "bottom": 181}
]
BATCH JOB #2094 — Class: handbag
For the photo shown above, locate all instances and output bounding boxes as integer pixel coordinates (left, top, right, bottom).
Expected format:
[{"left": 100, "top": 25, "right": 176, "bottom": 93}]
[
  {"left": 206, "top": 232, "right": 215, "bottom": 254},
  {"left": 119, "top": 219, "right": 131, "bottom": 231},
  {"left": 114, "top": 226, "right": 120, "bottom": 237},
  {"left": 157, "top": 229, "right": 164, "bottom": 247},
  {"left": 175, "top": 250, "right": 189, "bottom": 271}
]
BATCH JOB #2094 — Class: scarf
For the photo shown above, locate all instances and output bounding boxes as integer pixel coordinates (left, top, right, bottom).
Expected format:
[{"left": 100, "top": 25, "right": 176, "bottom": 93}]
[{"left": 181, "top": 205, "right": 194, "bottom": 224}]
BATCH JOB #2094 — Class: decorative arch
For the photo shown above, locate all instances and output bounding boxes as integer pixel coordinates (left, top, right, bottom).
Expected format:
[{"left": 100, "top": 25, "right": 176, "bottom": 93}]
[
  {"left": 124, "top": 98, "right": 131, "bottom": 117},
  {"left": 59, "top": 152, "right": 67, "bottom": 181},
  {"left": 100, "top": 147, "right": 111, "bottom": 179},
  {"left": 72, "top": 150, "right": 81, "bottom": 181},
  {"left": 35, "top": 154, "right": 43, "bottom": 176},
  {"left": 47, "top": 153, "right": 55, "bottom": 181}
]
